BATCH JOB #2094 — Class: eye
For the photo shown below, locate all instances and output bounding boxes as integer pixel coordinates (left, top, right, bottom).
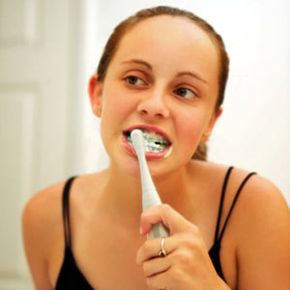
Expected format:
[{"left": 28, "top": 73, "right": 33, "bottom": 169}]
[
  {"left": 173, "top": 87, "right": 197, "bottom": 100},
  {"left": 125, "top": 75, "right": 146, "bottom": 86}
]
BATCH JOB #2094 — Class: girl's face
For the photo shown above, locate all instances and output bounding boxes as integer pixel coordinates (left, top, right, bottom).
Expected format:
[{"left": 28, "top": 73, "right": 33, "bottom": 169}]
[{"left": 89, "top": 16, "right": 222, "bottom": 177}]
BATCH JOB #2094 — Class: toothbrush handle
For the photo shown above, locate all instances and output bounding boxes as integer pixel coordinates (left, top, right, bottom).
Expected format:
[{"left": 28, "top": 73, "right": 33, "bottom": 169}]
[{"left": 147, "top": 222, "right": 169, "bottom": 239}]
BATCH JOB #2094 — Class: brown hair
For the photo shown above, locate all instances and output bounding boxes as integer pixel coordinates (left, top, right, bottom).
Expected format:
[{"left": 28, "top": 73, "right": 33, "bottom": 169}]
[{"left": 96, "top": 6, "right": 230, "bottom": 160}]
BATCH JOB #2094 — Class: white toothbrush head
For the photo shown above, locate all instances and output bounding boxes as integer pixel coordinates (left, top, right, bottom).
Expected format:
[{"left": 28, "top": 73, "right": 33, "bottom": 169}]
[
  {"left": 131, "top": 129, "right": 145, "bottom": 158},
  {"left": 131, "top": 128, "right": 161, "bottom": 208}
]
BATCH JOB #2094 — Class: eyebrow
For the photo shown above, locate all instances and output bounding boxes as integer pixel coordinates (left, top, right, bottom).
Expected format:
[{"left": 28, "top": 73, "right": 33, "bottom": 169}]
[
  {"left": 121, "top": 59, "right": 208, "bottom": 85},
  {"left": 121, "top": 59, "right": 152, "bottom": 70},
  {"left": 176, "top": 71, "right": 208, "bottom": 85}
]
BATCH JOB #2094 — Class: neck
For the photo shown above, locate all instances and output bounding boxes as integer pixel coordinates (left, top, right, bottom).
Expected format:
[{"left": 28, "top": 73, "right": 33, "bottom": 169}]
[
  {"left": 98, "top": 162, "right": 197, "bottom": 224},
  {"left": 97, "top": 166, "right": 143, "bottom": 229},
  {"left": 152, "top": 165, "right": 194, "bottom": 211}
]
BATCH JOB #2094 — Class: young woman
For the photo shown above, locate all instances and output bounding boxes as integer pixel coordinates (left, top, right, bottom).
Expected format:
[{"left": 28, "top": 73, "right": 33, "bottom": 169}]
[{"left": 22, "top": 6, "right": 290, "bottom": 290}]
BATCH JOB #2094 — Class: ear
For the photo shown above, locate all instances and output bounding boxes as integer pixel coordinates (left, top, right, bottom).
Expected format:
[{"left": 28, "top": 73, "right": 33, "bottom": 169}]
[
  {"left": 201, "top": 107, "right": 223, "bottom": 143},
  {"left": 88, "top": 74, "right": 103, "bottom": 117}
]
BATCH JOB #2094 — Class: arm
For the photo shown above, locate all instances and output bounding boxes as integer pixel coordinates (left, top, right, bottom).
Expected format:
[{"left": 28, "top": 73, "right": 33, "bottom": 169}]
[{"left": 236, "top": 176, "right": 290, "bottom": 290}]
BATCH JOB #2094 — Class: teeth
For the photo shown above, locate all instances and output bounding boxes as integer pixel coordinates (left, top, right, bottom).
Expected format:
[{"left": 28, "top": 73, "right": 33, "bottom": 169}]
[{"left": 127, "top": 130, "right": 169, "bottom": 153}]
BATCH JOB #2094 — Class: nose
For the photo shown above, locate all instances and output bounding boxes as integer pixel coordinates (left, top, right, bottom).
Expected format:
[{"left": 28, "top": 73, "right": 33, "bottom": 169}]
[{"left": 137, "top": 90, "right": 170, "bottom": 119}]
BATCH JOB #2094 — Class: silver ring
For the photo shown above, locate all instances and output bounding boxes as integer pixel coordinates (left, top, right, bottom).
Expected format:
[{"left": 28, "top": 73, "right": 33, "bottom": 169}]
[{"left": 158, "top": 237, "right": 167, "bottom": 257}]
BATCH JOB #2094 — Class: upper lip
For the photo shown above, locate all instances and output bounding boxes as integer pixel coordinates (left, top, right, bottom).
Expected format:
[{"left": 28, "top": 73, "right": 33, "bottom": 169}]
[{"left": 123, "top": 124, "right": 171, "bottom": 143}]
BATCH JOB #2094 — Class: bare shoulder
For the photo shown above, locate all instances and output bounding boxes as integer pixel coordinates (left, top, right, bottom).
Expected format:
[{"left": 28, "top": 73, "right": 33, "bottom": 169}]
[
  {"left": 202, "top": 162, "right": 290, "bottom": 289},
  {"left": 199, "top": 161, "right": 289, "bottom": 212},
  {"left": 228, "top": 167, "right": 290, "bottom": 289},
  {"left": 23, "top": 181, "right": 65, "bottom": 218},
  {"left": 205, "top": 163, "right": 289, "bottom": 232},
  {"left": 231, "top": 168, "right": 289, "bottom": 225},
  {"left": 22, "top": 172, "right": 107, "bottom": 251},
  {"left": 231, "top": 168, "right": 289, "bottom": 245},
  {"left": 22, "top": 180, "right": 66, "bottom": 289},
  {"left": 22, "top": 181, "right": 65, "bottom": 235},
  {"left": 22, "top": 181, "right": 66, "bottom": 256}
]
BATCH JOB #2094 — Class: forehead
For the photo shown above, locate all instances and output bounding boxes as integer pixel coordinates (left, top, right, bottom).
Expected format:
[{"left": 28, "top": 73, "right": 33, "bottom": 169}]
[{"left": 109, "top": 15, "right": 219, "bottom": 84}]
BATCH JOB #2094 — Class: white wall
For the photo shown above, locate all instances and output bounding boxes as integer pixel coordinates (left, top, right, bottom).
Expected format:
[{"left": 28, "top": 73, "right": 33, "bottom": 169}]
[
  {"left": 79, "top": 0, "right": 290, "bottom": 203},
  {"left": 0, "top": 1, "right": 83, "bottom": 288}
]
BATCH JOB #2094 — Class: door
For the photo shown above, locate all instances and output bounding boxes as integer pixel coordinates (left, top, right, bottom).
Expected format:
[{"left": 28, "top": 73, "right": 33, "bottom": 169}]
[{"left": 0, "top": 0, "right": 81, "bottom": 288}]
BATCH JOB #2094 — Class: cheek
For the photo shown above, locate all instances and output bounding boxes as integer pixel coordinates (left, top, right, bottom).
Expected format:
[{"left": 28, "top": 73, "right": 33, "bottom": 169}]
[
  {"left": 175, "top": 110, "right": 209, "bottom": 148},
  {"left": 102, "top": 89, "right": 132, "bottom": 120}
]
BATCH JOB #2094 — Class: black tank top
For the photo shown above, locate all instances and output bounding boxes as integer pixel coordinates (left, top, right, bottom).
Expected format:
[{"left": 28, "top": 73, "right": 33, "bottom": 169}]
[{"left": 55, "top": 167, "right": 256, "bottom": 289}]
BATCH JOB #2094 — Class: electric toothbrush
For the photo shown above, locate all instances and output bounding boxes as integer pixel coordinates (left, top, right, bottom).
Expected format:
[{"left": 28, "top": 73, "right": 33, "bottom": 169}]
[{"left": 131, "top": 129, "right": 169, "bottom": 239}]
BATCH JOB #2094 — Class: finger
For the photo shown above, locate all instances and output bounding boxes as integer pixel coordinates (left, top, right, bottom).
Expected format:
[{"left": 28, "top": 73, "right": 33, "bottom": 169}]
[
  {"left": 142, "top": 256, "right": 171, "bottom": 278},
  {"left": 136, "top": 236, "right": 173, "bottom": 265},
  {"left": 145, "top": 269, "right": 169, "bottom": 290},
  {"left": 140, "top": 204, "right": 196, "bottom": 236}
]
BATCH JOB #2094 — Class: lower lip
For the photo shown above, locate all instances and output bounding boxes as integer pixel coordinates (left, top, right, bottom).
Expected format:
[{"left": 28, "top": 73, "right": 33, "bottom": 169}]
[{"left": 121, "top": 134, "right": 171, "bottom": 160}]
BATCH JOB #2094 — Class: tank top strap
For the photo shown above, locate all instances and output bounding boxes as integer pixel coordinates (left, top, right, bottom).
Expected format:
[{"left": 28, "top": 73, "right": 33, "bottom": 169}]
[
  {"left": 62, "top": 176, "right": 78, "bottom": 248},
  {"left": 217, "top": 170, "right": 257, "bottom": 243},
  {"left": 213, "top": 166, "right": 234, "bottom": 243}
]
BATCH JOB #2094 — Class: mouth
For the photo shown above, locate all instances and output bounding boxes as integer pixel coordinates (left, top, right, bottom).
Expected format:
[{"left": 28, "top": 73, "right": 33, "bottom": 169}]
[{"left": 123, "top": 128, "right": 172, "bottom": 154}]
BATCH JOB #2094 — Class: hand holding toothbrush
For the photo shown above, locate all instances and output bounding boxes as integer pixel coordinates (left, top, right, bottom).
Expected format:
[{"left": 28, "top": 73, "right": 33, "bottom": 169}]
[{"left": 136, "top": 204, "right": 230, "bottom": 290}]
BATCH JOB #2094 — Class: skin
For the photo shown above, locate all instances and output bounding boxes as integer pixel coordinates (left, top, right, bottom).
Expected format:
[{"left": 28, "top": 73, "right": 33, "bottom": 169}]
[{"left": 22, "top": 16, "right": 290, "bottom": 290}]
